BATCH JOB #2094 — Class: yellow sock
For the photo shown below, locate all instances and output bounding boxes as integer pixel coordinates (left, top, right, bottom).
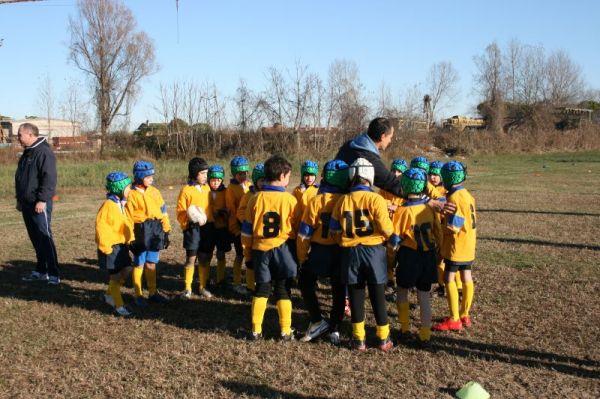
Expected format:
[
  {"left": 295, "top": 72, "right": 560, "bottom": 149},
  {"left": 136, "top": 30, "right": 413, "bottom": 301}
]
[
  {"left": 437, "top": 260, "right": 445, "bottom": 286},
  {"left": 276, "top": 299, "right": 292, "bottom": 335},
  {"left": 397, "top": 302, "right": 410, "bottom": 333},
  {"left": 352, "top": 321, "right": 366, "bottom": 341},
  {"left": 455, "top": 273, "right": 463, "bottom": 290},
  {"left": 132, "top": 267, "right": 144, "bottom": 297},
  {"left": 246, "top": 268, "right": 255, "bottom": 292},
  {"left": 198, "top": 261, "right": 209, "bottom": 290},
  {"left": 184, "top": 265, "right": 194, "bottom": 292},
  {"left": 233, "top": 258, "right": 242, "bottom": 285},
  {"left": 108, "top": 279, "right": 124, "bottom": 308},
  {"left": 418, "top": 327, "right": 431, "bottom": 342},
  {"left": 145, "top": 267, "right": 157, "bottom": 296},
  {"left": 446, "top": 281, "right": 460, "bottom": 321},
  {"left": 251, "top": 297, "right": 268, "bottom": 334},
  {"left": 217, "top": 259, "right": 226, "bottom": 283},
  {"left": 460, "top": 281, "right": 474, "bottom": 318},
  {"left": 376, "top": 324, "right": 390, "bottom": 341}
]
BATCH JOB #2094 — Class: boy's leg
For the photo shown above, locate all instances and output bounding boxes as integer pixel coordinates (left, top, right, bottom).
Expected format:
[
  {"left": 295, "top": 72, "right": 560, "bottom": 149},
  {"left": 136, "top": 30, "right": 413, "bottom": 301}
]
[
  {"left": 245, "top": 262, "right": 255, "bottom": 292},
  {"left": 367, "top": 283, "right": 390, "bottom": 341},
  {"left": 417, "top": 290, "right": 432, "bottom": 342},
  {"left": 348, "top": 283, "right": 366, "bottom": 342},
  {"left": 145, "top": 262, "right": 157, "bottom": 296},
  {"left": 183, "top": 254, "right": 197, "bottom": 293},
  {"left": 197, "top": 253, "right": 211, "bottom": 292},
  {"left": 216, "top": 251, "right": 226, "bottom": 284},
  {"left": 445, "top": 270, "right": 460, "bottom": 321},
  {"left": 251, "top": 282, "right": 270, "bottom": 335},
  {"left": 274, "top": 278, "right": 293, "bottom": 337},
  {"left": 132, "top": 249, "right": 145, "bottom": 298},
  {"left": 298, "top": 268, "right": 322, "bottom": 324},
  {"left": 329, "top": 281, "right": 346, "bottom": 333},
  {"left": 396, "top": 287, "right": 410, "bottom": 333},
  {"left": 232, "top": 235, "right": 244, "bottom": 287},
  {"left": 459, "top": 269, "right": 474, "bottom": 321}
]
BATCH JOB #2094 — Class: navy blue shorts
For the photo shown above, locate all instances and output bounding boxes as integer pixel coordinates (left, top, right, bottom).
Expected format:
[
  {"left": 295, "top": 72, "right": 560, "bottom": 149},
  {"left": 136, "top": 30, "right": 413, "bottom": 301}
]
[
  {"left": 444, "top": 259, "right": 474, "bottom": 272},
  {"left": 395, "top": 246, "right": 437, "bottom": 291},
  {"left": 133, "top": 219, "right": 165, "bottom": 251},
  {"left": 252, "top": 242, "right": 298, "bottom": 284},
  {"left": 183, "top": 223, "right": 201, "bottom": 251},
  {"left": 340, "top": 244, "right": 387, "bottom": 285},
  {"left": 303, "top": 242, "right": 341, "bottom": 281},
  {"left": 198, "top": 223, "right": 231, "bottom": 254},
  {"left": 98, "top": 244, "right": 131, "bottom": 274}
]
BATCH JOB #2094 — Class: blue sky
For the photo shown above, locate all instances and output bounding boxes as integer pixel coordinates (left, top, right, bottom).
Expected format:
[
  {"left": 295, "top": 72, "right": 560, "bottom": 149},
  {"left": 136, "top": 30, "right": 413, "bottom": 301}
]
[{"left": 1, "top": 0, "right": 599, "bottom": 129}]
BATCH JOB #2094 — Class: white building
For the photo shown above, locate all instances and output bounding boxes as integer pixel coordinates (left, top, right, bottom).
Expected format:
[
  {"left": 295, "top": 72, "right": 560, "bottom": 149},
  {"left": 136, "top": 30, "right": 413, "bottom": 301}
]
[{"left": 2, "top": 117, "right": 81, "bottom": 141}]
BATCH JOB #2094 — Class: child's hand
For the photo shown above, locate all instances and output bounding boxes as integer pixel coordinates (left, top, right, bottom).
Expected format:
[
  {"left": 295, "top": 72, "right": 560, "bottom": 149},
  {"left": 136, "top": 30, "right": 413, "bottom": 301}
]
[{"left": 443, "top": 202, "right": 457, "bottom": 215}]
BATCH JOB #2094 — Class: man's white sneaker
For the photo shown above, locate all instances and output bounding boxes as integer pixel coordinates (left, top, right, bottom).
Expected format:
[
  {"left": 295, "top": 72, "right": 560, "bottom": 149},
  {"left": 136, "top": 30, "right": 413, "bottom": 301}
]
[
  {"left": 114, "top": 306, "right": 133, "bottom": 317},
  {"left": 329, "top": 331, "right": 341, "bottom": 346},
  {"left": 301, "top": 319, "right": 330, "bottom": 342},
  {"left": 180, "top": 290, "right": 192, "bottom": 300}
]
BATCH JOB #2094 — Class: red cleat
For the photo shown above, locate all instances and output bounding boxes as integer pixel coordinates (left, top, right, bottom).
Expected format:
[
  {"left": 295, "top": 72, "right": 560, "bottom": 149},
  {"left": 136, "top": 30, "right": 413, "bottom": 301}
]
[
  {"left": 460, "top": 316, "right": 472, "bottom": 328},
  {"left": 433, "top": 317, "right": 463, "bottom": 331}
]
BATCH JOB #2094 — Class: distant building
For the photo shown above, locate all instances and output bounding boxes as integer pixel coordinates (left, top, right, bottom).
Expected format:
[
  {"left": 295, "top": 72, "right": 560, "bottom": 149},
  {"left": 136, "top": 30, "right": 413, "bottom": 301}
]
[{"left": 1, "top": 117, "right": 81, "bottom": 142}]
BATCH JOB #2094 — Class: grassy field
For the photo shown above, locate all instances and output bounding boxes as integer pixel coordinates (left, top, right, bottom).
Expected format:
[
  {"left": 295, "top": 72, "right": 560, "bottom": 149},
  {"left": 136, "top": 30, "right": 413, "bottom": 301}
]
[{"left": 1, "top": 151, "right": 599, "bottom": 398}]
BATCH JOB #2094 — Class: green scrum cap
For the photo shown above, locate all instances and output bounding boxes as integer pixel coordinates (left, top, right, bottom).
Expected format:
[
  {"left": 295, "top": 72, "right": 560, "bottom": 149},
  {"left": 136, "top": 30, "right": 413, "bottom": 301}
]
[
  {"left": 410, "top": 156, "right": 429, "bottom": 173},
  {"left": 301, "top": 160, "right": 319, "bottom": 176},
  {"left": 391, "top": 159, "right": 408, "bottom": 173},
  {"left": 441, "top": 160, "right": 467, "bottom": 189},
  {"left": 208, "top": 165, "right": 225, "bottom": 180},
  {"left": 230, "top": 156, "right": 250, "bottom": 174},
  {"left": 429, "top": 160, "right": 443, "bottom": 176},
  {"left": 401, "top": 168, "right": 427, "bottom": 195},
  {"left": 323, "top": 159, "right": 349, "bottom": 189},
  {"left": 252, "top": 163, "right": 266, "bottom": 185},
  {"left": 105, "top": 171, "right": 132, "bottom": 197}
]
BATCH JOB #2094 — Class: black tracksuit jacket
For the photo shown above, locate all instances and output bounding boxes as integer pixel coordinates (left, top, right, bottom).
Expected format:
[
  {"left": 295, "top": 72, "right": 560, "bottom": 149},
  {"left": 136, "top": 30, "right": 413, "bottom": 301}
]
[{"left": 15, "top": 137, "right": 57, "bottom": 205}]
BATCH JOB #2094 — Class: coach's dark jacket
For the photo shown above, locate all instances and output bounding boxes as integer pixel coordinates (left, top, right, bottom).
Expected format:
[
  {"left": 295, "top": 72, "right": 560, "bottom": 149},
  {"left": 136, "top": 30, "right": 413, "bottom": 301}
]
[
  {"left": 335, "top": 132, "right": 402, "bottom": 197},
  {"left": 15, "top": 137, "right": 57, "bottom": 205}
]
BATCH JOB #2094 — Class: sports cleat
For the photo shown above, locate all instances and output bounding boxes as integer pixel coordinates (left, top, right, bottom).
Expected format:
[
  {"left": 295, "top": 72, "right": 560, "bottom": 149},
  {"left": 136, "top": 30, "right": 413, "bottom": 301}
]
[
  {"left": 329, "top": 331, "right": 341, "bottom": 346},
  {"left": 149, "top": 292, "right": 170, "bottom": 304},
  {"left": 378, "top": 337, "right": 394, "bottom": 353},
  {"left": 47, "top": 276, "right": 61, "bottom": 285},
  {"left": 351, "top": 339, "right": 367, "bottom": 352},
  {"left": 103, "top": 293, "right": 115, "bottom": 308},
  {"left": 344, "top": 298, "right": 351, "bottom": 318},
  {"left": 180, "top": 290, "right": 192, "bottom": 300},
  {"left": 300, "top": 319, "right": 330, "bottom": 342},
  {"left": 199, "top": 288, "right": 213, "bottom": 299},
  {"left": 134, "top": 297, "right": 148, "bottom": 307},
  {"left": 114, "top": 306, "right": 133, "bottom": 317},
  {"left": 22, "top": 271, "right": 48, "bottom": 281},
  {"left": 433, "top": 317, "right": 463, "bottom": 331},
  {"left": 249, "top": 332, "right": 263, "bottom": 341},
  {"left": 280, "top": 332, "right": 295, "bottom": 342},
  {"left": 460, "top": 316, "right": 472, "bottom": 328}
]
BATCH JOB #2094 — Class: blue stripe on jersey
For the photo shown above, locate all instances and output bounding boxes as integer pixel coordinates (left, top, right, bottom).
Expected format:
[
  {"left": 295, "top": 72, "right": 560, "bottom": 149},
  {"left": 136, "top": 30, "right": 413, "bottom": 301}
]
[
  {"left": 438, "top": 197, "right": 446, "bottom": 203},
  {"left": 447, "top": 214, "right": 465, "bottom": 229},
  {"left": 318, "top": 184, "right": 343, "bottom": 194},
  {"left": 241, "top": 220, "right": 253, "bottom": 235},
  {"left": 447, "top": 185, "right": 465, "bottom": 196},
  {"left": 403, "top": 198, "right": 429, "bottom": 207},
  {"left": 106, "top": 193, "right": 120, "bottom": 203},
  {"left": 350, "top": 185, "right": 374, "bottom": 193},
  {"left": 329, "top": 218, "right": 342, "bottom": 232},
  {"left": 298, "top": 222, "right": 315, "bottom": 238},
  {"left": 388, "top": 234, "right": 401, "bottom": 247},
  {"left": 261, "top": 185, "right": 286, "bottom": 192},
  {"left": 160, "top": 204, "right": 167, "bottom": 213}
]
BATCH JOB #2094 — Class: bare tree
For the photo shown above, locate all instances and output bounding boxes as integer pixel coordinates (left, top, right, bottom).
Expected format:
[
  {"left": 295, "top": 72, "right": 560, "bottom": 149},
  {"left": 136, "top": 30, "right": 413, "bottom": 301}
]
[
  {"left": 60, "top": 78, "right": 89, "bottom": 135},
  {"left": 68, "top": 0, "right": 157, "bottom": 153},
  {"left": 425, "top": 61, "right": 459, "bottom": 126},
  {"left": 37, "top": 72, "right": 54, "bottom": 140},
  {"left": 544, "top": 49, "right": 585, "bottom": 105},
  {"left": 474, "top": 41, "right": 505, "bottom": 133},
  {"left": 516, "top": 44, "right": 546, "bottom": 105},
  {"left": 327, "top": 59, "right": 367, "bottom": 134}
]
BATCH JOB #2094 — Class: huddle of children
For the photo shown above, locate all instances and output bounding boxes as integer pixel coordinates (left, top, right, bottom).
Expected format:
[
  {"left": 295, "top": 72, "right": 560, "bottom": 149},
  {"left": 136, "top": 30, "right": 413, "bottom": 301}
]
[{"left": 95, "top": 154, "right": 476, "bottom": 352}]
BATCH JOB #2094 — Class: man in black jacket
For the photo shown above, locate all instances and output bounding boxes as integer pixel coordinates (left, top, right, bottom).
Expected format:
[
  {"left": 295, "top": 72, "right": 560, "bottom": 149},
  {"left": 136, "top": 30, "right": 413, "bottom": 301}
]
[{"left": 15, "top": 123, "right": 60, "bottom": 285}]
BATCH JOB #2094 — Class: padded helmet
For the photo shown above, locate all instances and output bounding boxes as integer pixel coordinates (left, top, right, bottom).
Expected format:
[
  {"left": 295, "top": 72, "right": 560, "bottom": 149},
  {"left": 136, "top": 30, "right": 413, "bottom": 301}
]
[
  {"left": 441, "top": 161, "right": 467, "bottom": 189},
  {"left": 401, "top": 168, "right": 427, "bottom": 195},
  {"left": 133, "top": 160, "right": 155, "bottom": 182},
  {"left": 323, "top": 159, "right": 349, "bottom": 189},
  {"left": 429, "top": 160, "right": 443, "bottom": 176},
  {"left": 410, "top": 156, "right": 429, "bottom": 173},
  {"left": 349, "top": 158, "right": 375, "bottom": 186},
  {"left": 188, "top": 157, "right": 209, "bottom": 180},
  {"left": 230, "top": 156, "right": 250, "bottom": 174},
  {"left": 105, "top": 171, "right": 132, "bottom": 197},
  {"left": 391, "top": 159, "right": 408, "bottom": 173},
  {"left": 251, "top": 163, "right": 266, "bottom": 185},
  {"left": 301, "top": 160, "right": 319, "bottom": 176},
  {"left": 208, "top": 165, "right": 225, "bottom": 180}
]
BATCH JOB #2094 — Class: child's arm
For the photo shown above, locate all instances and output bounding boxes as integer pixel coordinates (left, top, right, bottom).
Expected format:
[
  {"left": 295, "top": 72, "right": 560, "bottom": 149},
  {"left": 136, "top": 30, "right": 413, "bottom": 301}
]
[
  {"left": 296, "top": 203, "right": 316, "bottom": 266},
  {"left": 445, "top": 197, "right": 466, "bottom": 234},
  {"left": 226, "top": 187, "right": 241, "bottom": 236},
  {"left": 240, "top": 195, "right": 256, "bottom": 263},
  {"left": 157, "top": 191, "right": 171, "bottom": 233},
  {"left": 176, "top": 188, "right": 189, "bottom": 230},
  {"left": 95, "top": 202, "right": 114, "bottom": 255},
  {"left": 373, "top": 195, "right": 400, "bottom": 248}
]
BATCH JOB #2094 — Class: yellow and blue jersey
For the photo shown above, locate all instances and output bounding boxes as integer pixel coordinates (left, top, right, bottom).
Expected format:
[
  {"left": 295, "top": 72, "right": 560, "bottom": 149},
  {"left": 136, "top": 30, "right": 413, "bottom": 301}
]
[
  {"left": 176, "top": 183, "right": 212, "bottom": 231},
  {"left": 226, "top": 179, "right": 251, "bottom": 236},
  {"left": 330, "top": 185, "right": 398, "bottom": 248},
  {"left": 426, "top": 182, "right": 443, "bottom": 200},
  {"left": 392, "top": 197, "right": 442, "bottom": 252},
  {"left": 209, "top": 183, "right": 228, "bottom": 229},
  {"left": 441, "top": 185, "right": 476, "bottom": 263},
  {"left": 125, "top": 185, "right": 171, "bottom": 233},
  {"left": 237, "top": 185, "right": 259, "bottom": 224},
  {"left": 293, "top": 183, "right": 320, "bottom": 216},
  {"left": 95, "top": 195, "right": 134, "bottom": 255},
  {"left": 241, "top": 185, "right": 301, "bottom": 261}
]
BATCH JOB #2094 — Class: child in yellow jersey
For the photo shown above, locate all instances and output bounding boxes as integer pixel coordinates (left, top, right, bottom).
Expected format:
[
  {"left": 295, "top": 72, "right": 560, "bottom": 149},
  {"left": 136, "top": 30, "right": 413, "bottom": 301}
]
[
  {"left": 297, "top": 160, "right": 349, "bottom": 345},
  {"left": 237, "top": 163, "right": 266, "bottom": 293},
  {"left": 410, "top": 156, "right": 443, "bottom": 201},
  {"left": 125, "top": 160, "right": 172, "bottom": 306},
  {"left": 241, "top": 155, "right": 301, "bottom": 341},
  {"left": 391, "top": 168, "right": 443, "bottom": 346},
  {"left": 330, "top": 158, "right": 400, "bottom": 352},
  {"left": 176, "top": 158, "right": 212, "bottom": 299},
  {"left": 226, "top": 155, "right": 251, "bottom": 295},
  {"left": 206, "top": 165, "right": 232, "bottom": 287},
  {"left": 433, "top": 161, "right": 477, "bottom": 332},
  {"left": 96, "top": 172, "right": 134, "bottom": 317},
  {"left": 293, "top": 160, "right": 320, "bottom": 216}
]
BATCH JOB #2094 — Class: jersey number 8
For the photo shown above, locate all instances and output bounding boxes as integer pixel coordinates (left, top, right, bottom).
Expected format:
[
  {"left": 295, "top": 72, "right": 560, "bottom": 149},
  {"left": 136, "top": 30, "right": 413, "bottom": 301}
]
[{"left": 263, "top": 211, "right": 281, "bottom": 238}]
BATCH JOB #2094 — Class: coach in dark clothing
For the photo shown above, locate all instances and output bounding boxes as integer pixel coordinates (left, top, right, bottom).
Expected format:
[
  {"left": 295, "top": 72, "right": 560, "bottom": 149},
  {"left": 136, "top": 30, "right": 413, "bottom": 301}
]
[{"left": 15, "top": 122, "right": 60, "bottom": 285}]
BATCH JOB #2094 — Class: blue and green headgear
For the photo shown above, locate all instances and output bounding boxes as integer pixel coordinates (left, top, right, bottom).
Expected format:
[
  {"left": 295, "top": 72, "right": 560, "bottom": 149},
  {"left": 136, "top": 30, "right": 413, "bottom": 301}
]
[
  {"left": 391, "top": 159, "right": 408, "bottom": 173},
  {"left": 410, "top": 156, "right": 429, "bottom": 173},
  {"left": 429, "top": 160, "right": 443, "bottom": 176},
  {"left": 301, "top": 160, "right": 319, "bottom": 176},
  {"left": 208, "top": 165, "right": 225, "bottom": 180},
  {"left": 252, "top": 163, "right": 266, "bottom": 185},
  {"left": 323, "top": 159, "right": 349, "bottom": 189},
  {"left": 230, "top": 156, "right": 249, "bottom": 174},
  {"left": 401, "top": 167, "right": 427, "bottom": 196},
  {"left": 133, "top": 160, "right": 155, "bottom": 182},
  {"left": 106, "top": 171, "right": 132, "bottom": 197},
  {"left": 441, "top": 161, "right": 467, "bottom": 189}
]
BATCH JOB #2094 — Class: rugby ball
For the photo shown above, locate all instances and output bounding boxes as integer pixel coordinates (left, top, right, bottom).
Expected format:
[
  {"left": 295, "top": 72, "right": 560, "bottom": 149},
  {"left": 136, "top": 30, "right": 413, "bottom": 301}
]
[{"left": 187, "top": 205, "right": 207, "bottom": 226}]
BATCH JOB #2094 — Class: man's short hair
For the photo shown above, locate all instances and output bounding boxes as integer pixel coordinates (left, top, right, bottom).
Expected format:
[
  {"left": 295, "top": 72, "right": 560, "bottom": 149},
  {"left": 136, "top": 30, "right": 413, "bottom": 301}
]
[
  {"left": 19, "top": 123, "right": 39, "bottom": 137},
  {"left": 264, "top": 155, "right": 292, "bottom": 181},
  {"left": 367, "top": 117, "right": 392, "bottom": 142}
]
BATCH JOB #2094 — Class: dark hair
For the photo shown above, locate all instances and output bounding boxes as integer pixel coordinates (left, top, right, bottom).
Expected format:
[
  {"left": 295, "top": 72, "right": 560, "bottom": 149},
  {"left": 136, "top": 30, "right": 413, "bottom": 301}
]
[
  {"left": 19, "top": 122, "right": 39, "bottom": 137},
  {"left": 367, "top": 117, "right": 392, "bottom": 142},
  {"left": 264, "top": 155, "right": 292, "bottom": 181}
]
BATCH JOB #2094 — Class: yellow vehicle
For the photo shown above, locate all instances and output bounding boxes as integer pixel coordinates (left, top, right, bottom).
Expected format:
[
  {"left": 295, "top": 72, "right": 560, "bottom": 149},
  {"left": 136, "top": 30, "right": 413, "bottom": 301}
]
[{"left": 443, "top": 115, "right": 486, "bottom": 132}]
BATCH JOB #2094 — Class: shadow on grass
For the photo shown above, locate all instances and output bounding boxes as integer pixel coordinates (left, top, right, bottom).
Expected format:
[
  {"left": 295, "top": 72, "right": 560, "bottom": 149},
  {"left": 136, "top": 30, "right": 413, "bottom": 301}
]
[
  {"left": 431, "top": 335, "right": 600, "bottom": 380},
  {"left": 220, "top": 380, "right": 329, "bottom": 399},
  {"left": 479, "top": 236, "right": 600, "bottom": 251},
  {"left": 478, "top": 208, "right": 600, "bottom": 217}
]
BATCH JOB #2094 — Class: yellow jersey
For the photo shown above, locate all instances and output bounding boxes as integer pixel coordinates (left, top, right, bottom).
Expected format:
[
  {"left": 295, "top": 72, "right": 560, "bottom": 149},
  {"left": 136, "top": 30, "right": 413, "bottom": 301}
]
[
  {"left": 95, "top": 195, "right": 134, "bottom": 255},
  {"left": 441, "top": 186, "right": 476, "bottom": 263},
  {"left": 426, "top": 182, "right": 442, "bottom": 200},
  {"left": 125, "top": 185, "right": 171, "bottom": 233},
  {"left": 209, "top": 183, "right": 228, "bottom": 229},
  {"left": 241, "top": 185, "right": 301, "bottom": 261},
  {"left": 226, "top": 179, "right": 251, "bottom": 236},
  {"left": 176, "top": 183, "right": 212, "bottom": 231},
  {"left": 392, "top": 198, "right": 442, "bottom": 252},
  {"left": 330, "top": 185, "right": 396, "bottom": 248},
  {"left": 293, "top": 184, "right": 319, "bottom": 216},
  {"left": 237, "top": 186, "right": 259, "bottom": 224}
]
